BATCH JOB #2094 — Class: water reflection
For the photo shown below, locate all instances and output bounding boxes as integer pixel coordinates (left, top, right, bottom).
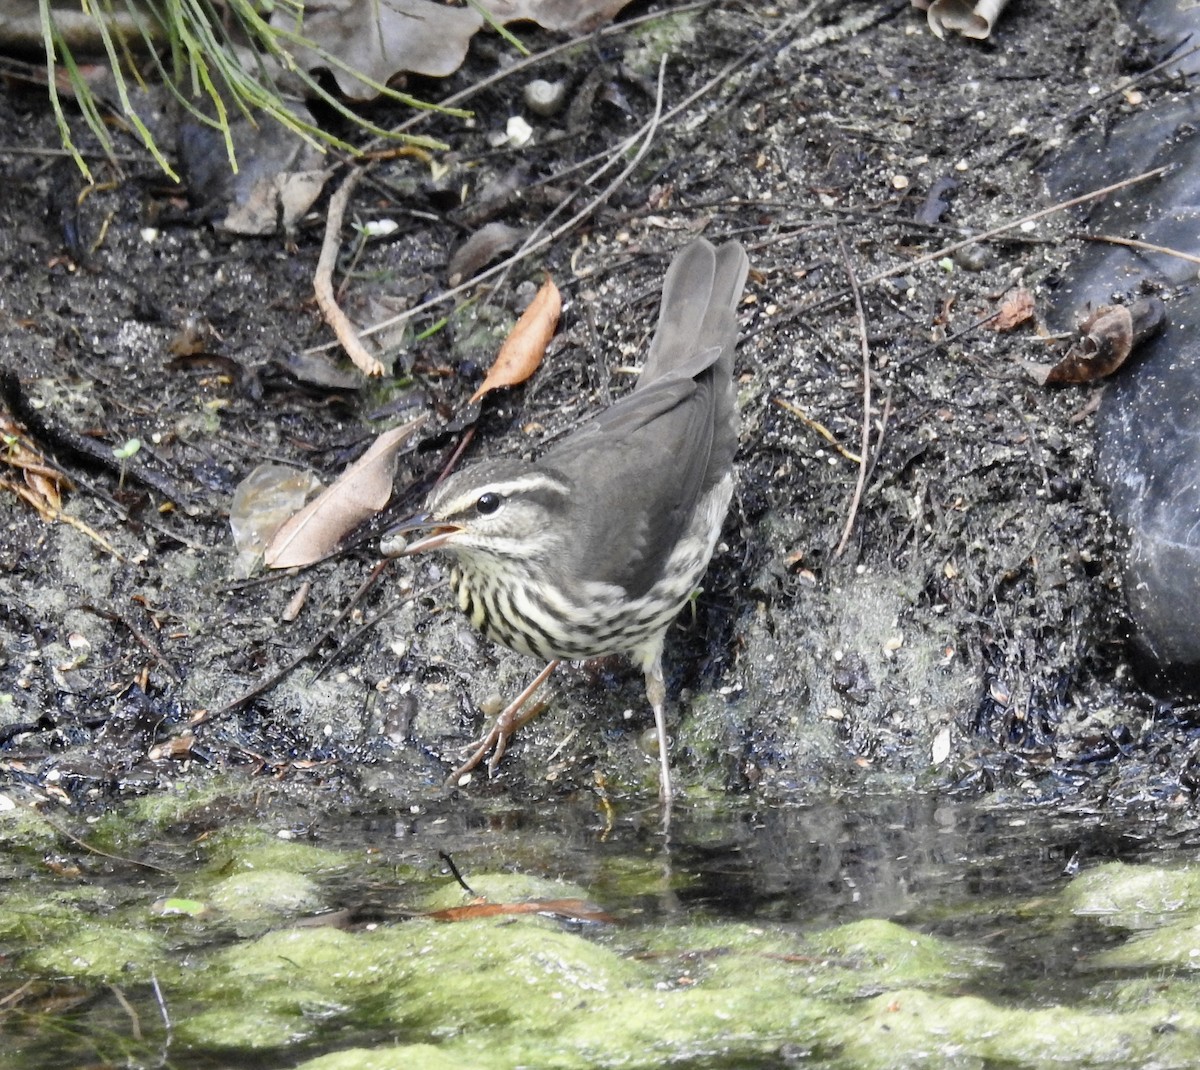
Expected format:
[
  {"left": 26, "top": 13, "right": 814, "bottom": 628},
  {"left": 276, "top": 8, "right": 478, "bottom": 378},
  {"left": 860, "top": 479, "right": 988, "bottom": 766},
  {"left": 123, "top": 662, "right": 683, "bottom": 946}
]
[{"left": 373, "top": 788, "right": 1186, "bottom": 927}]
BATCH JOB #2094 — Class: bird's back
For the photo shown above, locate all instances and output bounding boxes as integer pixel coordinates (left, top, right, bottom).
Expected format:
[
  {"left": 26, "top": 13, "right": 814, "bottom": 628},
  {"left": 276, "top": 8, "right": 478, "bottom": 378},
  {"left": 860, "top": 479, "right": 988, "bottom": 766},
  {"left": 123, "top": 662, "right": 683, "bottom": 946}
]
[{"left": 541, "top": 239, "right": 749, "bottom": 598}]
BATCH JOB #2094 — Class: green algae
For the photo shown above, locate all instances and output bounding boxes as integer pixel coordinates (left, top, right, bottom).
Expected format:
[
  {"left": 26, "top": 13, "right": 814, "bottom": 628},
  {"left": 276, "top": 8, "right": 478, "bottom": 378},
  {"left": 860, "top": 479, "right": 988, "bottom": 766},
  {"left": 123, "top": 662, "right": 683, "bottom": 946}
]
[
  {"left": 0, "top": 799, "right": 69, "bottom": 862},
  {"left": 1062, "top": 860, "right": 1200, "bottom": 928},
  {"left": 199, "top": 826, "right": 352, "bottom": 879},
  {"left": 840, "top": 987, "right": 1200, "bottom": 1069},
  {"left": 206, "top": 868, "right": 325, "bottom": 921},
  {"left": 419, "top": 870, "right": 594, "bottom": 911},
  {"left": 25, "top": 919, "right": 172, "bottom": 984},
  {"left": 1086, "top": 917, "right": 1200, "bottom": 971},
  {"left": 7, "top": 812, "right": 1200, "bottom": 1070}
]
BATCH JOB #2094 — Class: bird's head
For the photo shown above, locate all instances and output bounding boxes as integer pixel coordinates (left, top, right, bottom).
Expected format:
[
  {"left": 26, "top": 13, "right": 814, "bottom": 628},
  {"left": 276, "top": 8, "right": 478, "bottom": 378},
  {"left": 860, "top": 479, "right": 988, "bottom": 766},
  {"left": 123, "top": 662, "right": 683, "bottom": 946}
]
[{"left": 383, "top": 459, "right": 571, "bottom": 570}]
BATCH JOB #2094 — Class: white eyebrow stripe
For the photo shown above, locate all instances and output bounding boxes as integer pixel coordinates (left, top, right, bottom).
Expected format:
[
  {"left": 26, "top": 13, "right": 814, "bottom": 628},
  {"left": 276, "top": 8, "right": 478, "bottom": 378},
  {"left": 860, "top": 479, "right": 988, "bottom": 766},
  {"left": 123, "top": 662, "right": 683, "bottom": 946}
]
[{"left": 443, "top": 474, "right": 570, "bottom": 511}]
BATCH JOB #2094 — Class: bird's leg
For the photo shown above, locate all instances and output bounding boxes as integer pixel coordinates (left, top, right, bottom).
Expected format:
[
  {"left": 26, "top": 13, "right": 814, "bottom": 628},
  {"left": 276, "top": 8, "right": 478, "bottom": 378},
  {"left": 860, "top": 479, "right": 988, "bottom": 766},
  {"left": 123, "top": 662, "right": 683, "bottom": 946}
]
[
  {"left": 643, "top": 657, "right": 674, "bottom": 805},
  {"left": 444, "top": 660, "right": 560, "bottom": 788}
]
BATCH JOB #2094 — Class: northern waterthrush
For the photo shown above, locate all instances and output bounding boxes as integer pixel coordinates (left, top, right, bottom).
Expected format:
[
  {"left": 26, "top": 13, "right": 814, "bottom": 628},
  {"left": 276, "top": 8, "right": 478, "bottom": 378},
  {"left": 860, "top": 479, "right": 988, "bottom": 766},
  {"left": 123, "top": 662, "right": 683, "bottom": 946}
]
[{"left": 391, "top": 238, "right": 749, "bottom": 799}]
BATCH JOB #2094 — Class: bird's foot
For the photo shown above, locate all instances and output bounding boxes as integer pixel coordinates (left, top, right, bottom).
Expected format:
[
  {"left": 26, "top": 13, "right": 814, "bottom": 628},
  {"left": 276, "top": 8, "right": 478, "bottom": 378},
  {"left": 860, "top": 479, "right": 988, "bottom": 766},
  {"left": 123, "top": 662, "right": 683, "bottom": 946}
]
[
  {"left": 443, "top": 721, "right": 508, "bottom": 789},
  {"left": 442, "top": 660, "right": 560, "bottom": 789}
]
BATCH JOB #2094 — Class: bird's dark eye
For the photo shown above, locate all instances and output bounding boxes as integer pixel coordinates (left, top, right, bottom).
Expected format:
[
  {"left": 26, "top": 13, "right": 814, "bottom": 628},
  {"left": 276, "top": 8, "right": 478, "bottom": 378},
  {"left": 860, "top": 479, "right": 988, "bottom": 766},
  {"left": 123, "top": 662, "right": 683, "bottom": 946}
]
[{"left": 476, "top": 492, "right": 502, "bottom": 516}]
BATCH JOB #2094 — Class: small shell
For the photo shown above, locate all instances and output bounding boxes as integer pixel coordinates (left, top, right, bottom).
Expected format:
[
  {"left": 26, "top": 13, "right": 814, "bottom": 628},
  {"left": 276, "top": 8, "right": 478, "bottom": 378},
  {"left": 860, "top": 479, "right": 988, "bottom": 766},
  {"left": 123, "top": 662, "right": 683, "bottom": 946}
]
[{"left": 524, "top": 79, "right": 567, "bottom": 117}]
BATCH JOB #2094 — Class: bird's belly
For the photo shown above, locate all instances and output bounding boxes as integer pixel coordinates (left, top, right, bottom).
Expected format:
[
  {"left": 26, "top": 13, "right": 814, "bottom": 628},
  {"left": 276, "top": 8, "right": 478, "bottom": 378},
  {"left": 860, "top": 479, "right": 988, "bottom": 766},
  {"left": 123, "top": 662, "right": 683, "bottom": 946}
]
[{"left": 450, "top": 562, "right": 705, "bottom": 664}]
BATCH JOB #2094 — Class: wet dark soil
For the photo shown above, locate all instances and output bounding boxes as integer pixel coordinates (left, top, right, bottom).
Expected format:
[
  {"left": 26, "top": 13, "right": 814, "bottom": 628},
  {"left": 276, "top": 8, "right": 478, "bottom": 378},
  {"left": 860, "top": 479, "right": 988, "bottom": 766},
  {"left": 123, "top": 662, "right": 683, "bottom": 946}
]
[{"left": 1, "top": 0, "right": 1198, "bottom": 823}]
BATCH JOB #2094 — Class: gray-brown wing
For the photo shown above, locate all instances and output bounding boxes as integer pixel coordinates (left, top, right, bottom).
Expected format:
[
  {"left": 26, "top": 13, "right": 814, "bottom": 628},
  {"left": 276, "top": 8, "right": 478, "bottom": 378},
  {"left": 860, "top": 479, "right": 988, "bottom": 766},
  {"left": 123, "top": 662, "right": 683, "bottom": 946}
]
[{"left": 538, "top": 240, "right": 747, "bottom": 596}]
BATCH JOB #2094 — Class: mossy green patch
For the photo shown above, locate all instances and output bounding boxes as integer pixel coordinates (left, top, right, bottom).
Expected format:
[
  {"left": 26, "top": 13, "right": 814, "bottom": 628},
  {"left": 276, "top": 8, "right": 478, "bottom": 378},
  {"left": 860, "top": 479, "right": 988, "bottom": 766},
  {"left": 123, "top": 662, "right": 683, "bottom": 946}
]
[
  {"left": 207, "top": 869, "right": 324, "bottom": 921},
  {"left": 1086, "top": 916, "right": 1200, "bottom": 971},
  {"left": 420, "top": 871, "right": 592, "bottom": 912},
  {"left": 841, "top": 987, "right": 1200, "bottom": 1069},
  {"left": 26, "top": 916, "right": 171, "bottom": 984},
  {"left": 298, "top": 1046, "right": 463, "bottom": 1070},
  {"left": 1062, "top": 862, "right": 1200, "bottom": 929},
  {"left": 200, "top": 826, "right": 352, "bottom": 878},
  {"left": 0, "top": 799, "right": 69, "bottom": 860},
  {"left": 177, "top": 916, "right": 646, "bottom": 1051}
]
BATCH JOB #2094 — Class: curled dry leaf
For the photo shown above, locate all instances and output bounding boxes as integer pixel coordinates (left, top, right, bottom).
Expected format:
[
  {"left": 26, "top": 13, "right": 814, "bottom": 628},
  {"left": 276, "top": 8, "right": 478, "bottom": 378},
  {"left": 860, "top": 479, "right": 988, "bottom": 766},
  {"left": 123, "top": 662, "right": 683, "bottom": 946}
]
[
  {"left": 230, "top": 463, "right": 323, "bottom": 575},
  {"left": 987, "top": 288, "right": 1036, "bottom": 332},
  {"left": 1024, "top": 298, "right": 1166, "bottom": 386},
  {"left": 469, "top": 277, "right": 561, "bottom": 405},
  {"left": 912, "top": 0, "right": 1011, "bottom": 40},
  {"left": 264, "top": 415, "right": 427, "bottom": 569}
]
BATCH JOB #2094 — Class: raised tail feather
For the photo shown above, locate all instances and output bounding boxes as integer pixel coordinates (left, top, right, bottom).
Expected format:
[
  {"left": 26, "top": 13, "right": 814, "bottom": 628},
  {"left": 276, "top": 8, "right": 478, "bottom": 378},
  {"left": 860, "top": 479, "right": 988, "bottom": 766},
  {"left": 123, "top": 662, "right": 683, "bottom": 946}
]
[{"left": 639, "top": 238, "right": 750, "bottom": 387}]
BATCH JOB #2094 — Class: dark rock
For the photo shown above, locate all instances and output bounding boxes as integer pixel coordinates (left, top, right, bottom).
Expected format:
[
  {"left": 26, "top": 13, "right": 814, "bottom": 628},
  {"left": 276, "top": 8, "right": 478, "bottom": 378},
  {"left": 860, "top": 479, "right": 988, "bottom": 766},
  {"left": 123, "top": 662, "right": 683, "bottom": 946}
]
[
  {"left": 1099, "top": 287, "right": 1200, "bottom": 694},
  {"left": 1047, "top": 2, "right": 1200, "bottom": 694}
]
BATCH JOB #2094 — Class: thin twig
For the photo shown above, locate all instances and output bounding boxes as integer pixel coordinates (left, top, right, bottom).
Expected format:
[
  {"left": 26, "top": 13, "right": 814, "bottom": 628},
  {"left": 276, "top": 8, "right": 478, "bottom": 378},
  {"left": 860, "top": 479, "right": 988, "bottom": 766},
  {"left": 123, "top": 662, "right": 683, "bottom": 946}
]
[
  {"left": 1072, "top": 231, "right": 1200, "bottom": 267},
  {"left": 82, "top": 603, "right": 181, "bottom": 683},
  {"left": 858, "top": 165, "right": 1172, "bottom": 288},
  {"left": 151, "top": 975, "right": 172, "bottom": 1035},
  {"left": 32, "top": 810, "right": 170, "bottom": 873},
  {"left": 1068, "top": 40, "right": 1200, "bottom": 120},
  {"left": 433, "top": 425, "right": 477, "bottom": 490},
  {"left": 833, "top": 232, "right": 872, "bottom": 561},
  {"left": 312, "top": 583, "right": 445, "bottom": 680},
  {"left": 772, "top": 397, "right": 861, "bottom": 463},
  {"left": 314, "top": 167, "right": 383, "bottom": 376},
  {"left": 382, "top": 2, "right": 711, "bottom": 142},
  {"left": 310, "top": 6, "right": 816, "bottom": 357},
  {"left": 438, "top": 850, "right": 477, "bottom": 896},
  {"left": 349, "top": 56, "right": 671, "bottom": 345},
  {"left": 769, "top": 166, "right": 1174, "bottom": 336},
  {"left": 864, "top": 392, "right": 893, "bottom": 490},
  {"left": 108, "top": 984, "right": 143, "bottom": 1042},
  {"left": 196, "top": 571, "right": 441, "bottom": 720},
  {"left": 197, "top": 559, "right": 393, "bottom": 719}
]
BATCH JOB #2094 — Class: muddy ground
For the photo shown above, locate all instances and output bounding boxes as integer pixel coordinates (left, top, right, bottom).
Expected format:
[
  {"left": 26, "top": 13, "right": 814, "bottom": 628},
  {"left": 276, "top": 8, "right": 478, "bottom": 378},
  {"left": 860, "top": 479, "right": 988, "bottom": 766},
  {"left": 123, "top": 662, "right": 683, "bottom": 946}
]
[{"left": 1, "top": 0, "right": 1197, "bottom": 821}]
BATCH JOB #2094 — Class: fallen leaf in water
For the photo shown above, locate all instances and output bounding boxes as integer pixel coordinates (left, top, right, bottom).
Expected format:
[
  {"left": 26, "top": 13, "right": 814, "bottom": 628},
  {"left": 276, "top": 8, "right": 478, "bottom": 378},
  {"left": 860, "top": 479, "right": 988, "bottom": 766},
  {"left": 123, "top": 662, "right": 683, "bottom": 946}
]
[
  {"left": 426, "top": 897, "right": 616, "bottom": 924},
  {"left": 265, "top": 415, "right": 427, "bottom": 568},
  {"left": 469, "top": 277, "right": 561, "bottom": 404}
]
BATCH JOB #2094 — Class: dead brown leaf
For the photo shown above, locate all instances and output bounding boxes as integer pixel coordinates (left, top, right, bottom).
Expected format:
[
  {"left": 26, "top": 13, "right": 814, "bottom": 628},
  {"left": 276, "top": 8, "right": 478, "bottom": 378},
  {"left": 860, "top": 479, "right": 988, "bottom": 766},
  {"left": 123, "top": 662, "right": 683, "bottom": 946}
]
[
  {"left": 1023, "top": 297, "right": 1165, "bottom": 386},
  {"left": 426, "top": 897, "right": 616, "bottom": 924},
  {"left": 987, "top": 287, "right": 1035, "bottom": 332},
  {"left": 481, "top": 0, "right": 636, "bottom": 32},
  {"left": 264, "top": 415, "right": 426, "bottom": 568},
  {"left": 0, "top": 415, "right": 119, "bottom": 553},
  {"left": 469, "top": 277, "right": 561, "bottom": 404},
  {"left": 447, "top": 222, "right": 526, "bottom": 287},
  {"left": 279, "top": 0, "right": 639, "bottom": 101},
  {"left": 279, "top": 0, "right": 483, "bottom": 100}
]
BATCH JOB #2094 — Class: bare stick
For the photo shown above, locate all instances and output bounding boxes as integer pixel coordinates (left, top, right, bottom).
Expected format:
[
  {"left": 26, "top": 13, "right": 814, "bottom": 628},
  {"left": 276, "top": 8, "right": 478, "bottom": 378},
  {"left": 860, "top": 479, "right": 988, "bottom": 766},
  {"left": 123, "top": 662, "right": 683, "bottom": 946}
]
[
  {"left": 859, "top": 165, "right": 1171, "bottom": 288},
  {"left": 382, "top": 2, "right": 711, "bottom": 142},
  {"left": 314, "top": 168, "right": 384, "bottom": 377},
  {"left": 1072, "top": 231, "right": 1200, "bottom": 267},
  {"left": 108, "top": 984, "right": 143, "bottom": 1041},
  {"left": 310, "top": 6, "right": 823, "bottom": 356},
  {"left": 350, "top": 57, "right": 671, "bottom": 345},
  {"left": 833, "top": 232, "right": 873, "bottom": 561}
]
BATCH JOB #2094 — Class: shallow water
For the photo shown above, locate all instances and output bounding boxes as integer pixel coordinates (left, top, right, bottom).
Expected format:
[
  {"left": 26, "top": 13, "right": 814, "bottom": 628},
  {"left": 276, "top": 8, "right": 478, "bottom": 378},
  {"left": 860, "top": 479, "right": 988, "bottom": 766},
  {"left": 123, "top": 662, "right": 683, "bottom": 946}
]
[{"left": 3, "top": 783, "right": 1200, "bottom": 1069}]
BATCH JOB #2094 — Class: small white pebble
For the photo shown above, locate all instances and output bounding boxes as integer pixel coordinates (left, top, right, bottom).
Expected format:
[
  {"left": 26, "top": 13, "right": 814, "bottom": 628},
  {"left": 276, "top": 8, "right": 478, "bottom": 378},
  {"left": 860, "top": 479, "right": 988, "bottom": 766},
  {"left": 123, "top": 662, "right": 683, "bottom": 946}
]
[
  {"left": 506, "top": 115, "right": 533, "bottom": 148},
  {"left": 359, "top": 219, "right": 399, "bottom": 238}
]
